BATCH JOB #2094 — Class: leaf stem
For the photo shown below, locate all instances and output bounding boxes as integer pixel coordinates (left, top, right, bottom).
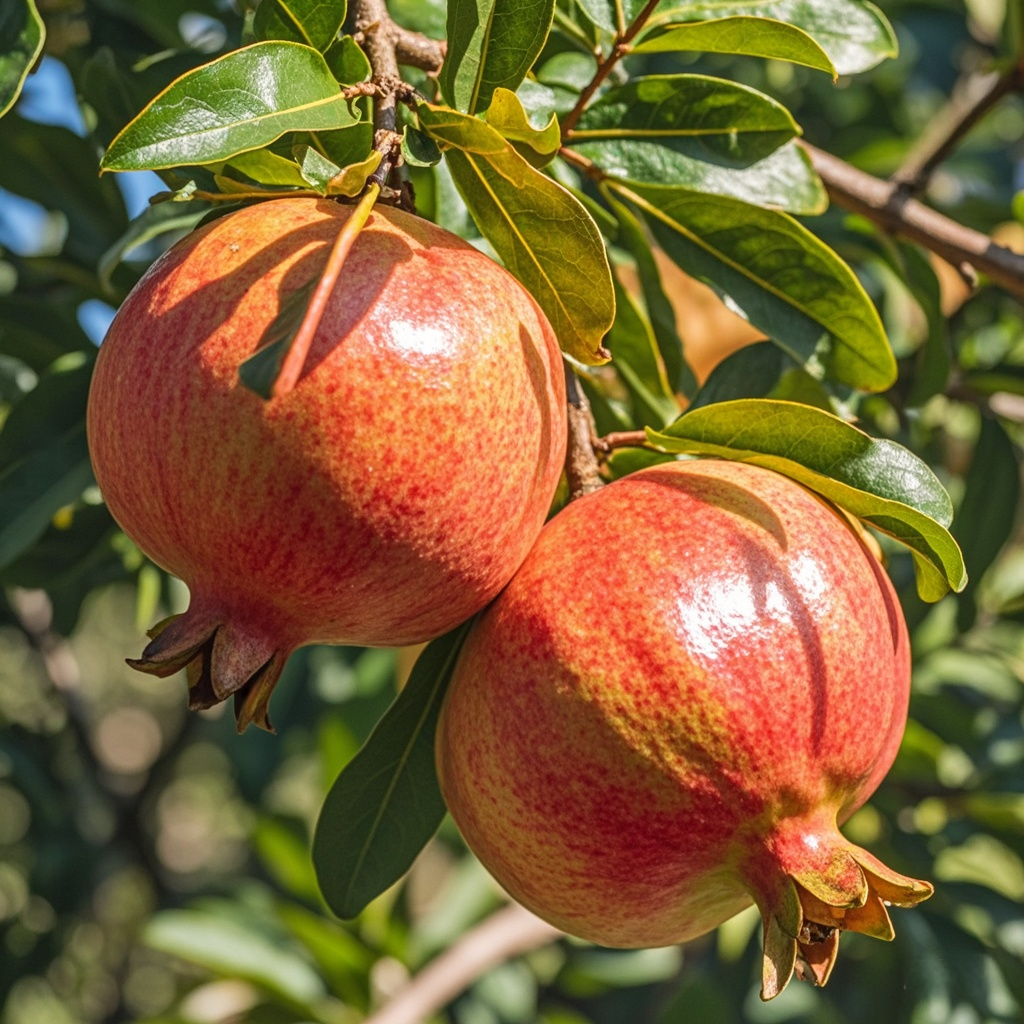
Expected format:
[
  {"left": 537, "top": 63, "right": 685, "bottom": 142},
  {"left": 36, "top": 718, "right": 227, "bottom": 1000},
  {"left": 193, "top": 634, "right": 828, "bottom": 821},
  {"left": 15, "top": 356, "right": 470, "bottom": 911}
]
[
  {"left": 564, "top": 365, "right": 605, "bottom": 500},
  {"left": 271, "top": 182, "right": 381, "bottom": 398},
  {"left": 560, "top": 0, "right": 662, "bottom": 138}
]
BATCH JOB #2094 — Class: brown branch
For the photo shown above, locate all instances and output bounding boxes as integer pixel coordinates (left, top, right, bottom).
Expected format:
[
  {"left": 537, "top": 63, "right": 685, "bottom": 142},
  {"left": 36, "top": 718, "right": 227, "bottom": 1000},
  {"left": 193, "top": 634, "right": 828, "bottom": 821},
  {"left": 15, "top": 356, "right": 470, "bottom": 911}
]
[
  {"left": 802, "top": 142, "right": 1024, "bottom": 302},
  {"left": 363, "top": 904, "right": 562, "bottom": 1024},
  {"left": 560, "top": 0, "right": 663, "bottom": 137},
  {"left": 564, "top": 366, "right": 605, "bottom": 500},
  {"left": 393, "top": 24, "right": 446, "bottom": 74},
  {"left": 596, "top": 429, "right": 649, "bottom": 452},
  {"left": 892, "top": 60, "right": 1024, "bottom": 196}
]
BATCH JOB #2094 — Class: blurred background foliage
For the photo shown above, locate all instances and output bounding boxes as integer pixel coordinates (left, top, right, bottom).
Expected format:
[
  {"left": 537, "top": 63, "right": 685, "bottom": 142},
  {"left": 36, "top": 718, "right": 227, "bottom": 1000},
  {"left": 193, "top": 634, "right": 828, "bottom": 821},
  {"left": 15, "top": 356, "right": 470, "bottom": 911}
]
[{"left": 1, "top": 0, "right": 1024, "bottom": 1022}]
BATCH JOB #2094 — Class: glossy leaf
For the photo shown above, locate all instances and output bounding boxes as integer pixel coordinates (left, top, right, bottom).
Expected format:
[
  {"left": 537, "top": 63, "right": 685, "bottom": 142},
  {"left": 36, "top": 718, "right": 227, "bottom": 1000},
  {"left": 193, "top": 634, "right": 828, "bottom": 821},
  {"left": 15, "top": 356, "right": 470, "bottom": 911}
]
[
  {"left": 633, "top": 17, "right": 835, "bottom": 75},
  {"left": 643, "top": 0, "right": 897, "bottom": 76},
  {"left": 606, "top": 193, "right": 697, "bottom": 397},
  {"left": 569, "top": 75, "right": 826, "bottom": 212},
  {"left": 224, "top": 148, "right": 311, "bottom": 186},
  {"left": 313, "top": 625, "right": 470, "bottom": 919},
  {"left": 324, "top": 150, "right": 382, "bottom": 196},
  {"left": 612, "top": 181, "right": 895, "bottom": 392},
  {"left": 101, "top": 42, "right": 361, "bottom": 171},
  {"left": 252, "top": 0, "right": 346, "bottom": 51},
  {"left": 485, "top": 86, "right": 560, "bottom": 166},
  {"left": 440, "top": 0, "right": 555, "bottom": 114},
  {"left": 418, "top": 103, "right": 614, "bottom": 364},
  {"left": 0, "top": 0, "right": 44, "bottom": 118},
  {"left": 648, "top": 399, "right": 966, "bottom": 599}
]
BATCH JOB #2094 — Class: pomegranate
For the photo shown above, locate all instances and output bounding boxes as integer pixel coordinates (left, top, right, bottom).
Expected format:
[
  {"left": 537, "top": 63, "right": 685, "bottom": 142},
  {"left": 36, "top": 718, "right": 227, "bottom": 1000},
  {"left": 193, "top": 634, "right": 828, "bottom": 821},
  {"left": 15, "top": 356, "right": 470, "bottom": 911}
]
[
  {"left": 87, "top": 197, "right": 566, "bottom": 730},
  {"left": 437, "top": 458, "right": 931, "bottom": 998}
]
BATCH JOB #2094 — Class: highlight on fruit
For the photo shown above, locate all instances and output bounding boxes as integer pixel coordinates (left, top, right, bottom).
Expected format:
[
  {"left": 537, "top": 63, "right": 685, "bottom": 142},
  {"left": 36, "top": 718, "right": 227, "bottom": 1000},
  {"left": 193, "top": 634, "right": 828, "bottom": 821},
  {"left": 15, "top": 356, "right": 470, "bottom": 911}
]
[{"left": 437, "top": 459, "right": 934, "bottom": 1000}]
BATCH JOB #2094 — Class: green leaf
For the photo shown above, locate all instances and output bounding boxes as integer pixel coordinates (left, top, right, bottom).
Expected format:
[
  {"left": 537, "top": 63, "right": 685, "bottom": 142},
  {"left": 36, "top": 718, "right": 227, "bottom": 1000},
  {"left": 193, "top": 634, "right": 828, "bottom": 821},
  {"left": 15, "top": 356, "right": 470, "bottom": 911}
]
[
  {"left": 0, "top": 426, "right": 95, "bottom": 570},
  {"left": 643, "top": 0, "right": 897, "bottom": 76},
  {"left": 608, "top": 274, "right": 680, "bottom": 427},
  {"left": 633, "top": 18, "right": 836, "bottom": 75},
  {"left": 574, "top": 0, "right": 649, "bottom": 32},
  {"left": 313, "top": 625, "right": 470, "bottom": 919},
  {"left": 101, "top": 42, "right": 361, "bottom": 171},
  {"left": 485, "top": 87, "right": 560, "bottom": 166},
  {"left": 440, "top": 0, "right": 556, "bottom": 114},
  {"left": 223, "top": 148, "right": 312, "bottom": 187},
  {"left": 324, "top": 150, "right": 381, "bottom": 196},
  {"left": 238, "top": 279, "right": 318, "bottom": 399},
  {"left": 324, "top": 34, "right": 371, "bottom": 83},
  {"left": 144, "top": 910, "right": 327, "bottom": 1011},
  {"left": 954, "top": 417, "right": 1019, "bottom": 630},
  {"left": 606, "top": 193, "right": 697, "bottom": 397},
  {"left": 570, "top": 75, "right": 826, "bottom": 213},
  {"left": 253, "top": 0, "right": 346, "bottom": 51},
  {"left": 572, "top": 75, "right": 799, "bottom": 159},
  {"left": 612, "top": 181, "right": 895, "bottom": 392},
  {"left": 689, "top": 340, "right": 796, "bottom": 409},
  {"left": 0, "top": 351, "right": 99, "bottom": 579},
  {"left": 0, "top": 0, "right": 44, "bottom": 119},
  {"left": 647, "top": 398, "right": 966, "bottom": 599},
  {"left": 98, "top": 200, "right": 211, "bottom": 292},
  {"left": 0, "top": 504, "right": 117, "bottom": 591},
  {"left": 296, "top": 145, "right": 342, "bottom": 191},
  {"left": 402, "top": 124, "right": 443, "bottom": 167},
  {"left": 418, "top": 103, "right": 614, "bottom": 364}
]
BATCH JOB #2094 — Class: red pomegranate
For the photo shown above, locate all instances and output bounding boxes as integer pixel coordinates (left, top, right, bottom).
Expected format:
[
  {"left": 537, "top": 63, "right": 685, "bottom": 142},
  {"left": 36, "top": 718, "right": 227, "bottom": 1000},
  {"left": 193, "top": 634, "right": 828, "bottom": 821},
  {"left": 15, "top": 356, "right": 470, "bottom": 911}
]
[
  {"left": 437, "top": 458, "right": 931, "bottom": 998},
  {"left": 87, "top": 197, "right": 566, "bottom": 730}
]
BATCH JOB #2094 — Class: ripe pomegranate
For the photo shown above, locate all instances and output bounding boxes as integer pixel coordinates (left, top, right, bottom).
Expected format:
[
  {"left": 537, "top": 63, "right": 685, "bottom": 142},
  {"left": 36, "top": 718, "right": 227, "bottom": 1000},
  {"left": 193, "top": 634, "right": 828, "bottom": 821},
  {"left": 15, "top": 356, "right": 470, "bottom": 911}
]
[
  {"left": 437, "top": 458, "right": 931, "bottom": 998},
  {"left": 87, "top": 197, "right": 566, "bottom": 730}
]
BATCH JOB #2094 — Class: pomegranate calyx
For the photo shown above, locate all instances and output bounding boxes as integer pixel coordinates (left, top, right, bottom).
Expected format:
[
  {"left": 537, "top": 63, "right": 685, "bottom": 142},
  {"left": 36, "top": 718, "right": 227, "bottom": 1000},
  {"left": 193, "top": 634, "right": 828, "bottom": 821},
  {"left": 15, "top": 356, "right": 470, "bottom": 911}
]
[
  {"left": 128, "top": 611, "right": 287, "bottom": 733},
  {"left": 759, "top": 837, "right": 933, "bottom": 1000}
]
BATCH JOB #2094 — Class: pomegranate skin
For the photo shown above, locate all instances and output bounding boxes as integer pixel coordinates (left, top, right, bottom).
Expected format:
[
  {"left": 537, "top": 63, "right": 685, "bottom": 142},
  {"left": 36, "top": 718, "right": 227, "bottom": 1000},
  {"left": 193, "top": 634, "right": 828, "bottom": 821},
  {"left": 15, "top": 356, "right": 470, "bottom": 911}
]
[
  {"left": 437, "top": 459, "right": 931, "bottom": 998},
  {"left": 87, "top": 197, "right": 566, "bottom": 729}
]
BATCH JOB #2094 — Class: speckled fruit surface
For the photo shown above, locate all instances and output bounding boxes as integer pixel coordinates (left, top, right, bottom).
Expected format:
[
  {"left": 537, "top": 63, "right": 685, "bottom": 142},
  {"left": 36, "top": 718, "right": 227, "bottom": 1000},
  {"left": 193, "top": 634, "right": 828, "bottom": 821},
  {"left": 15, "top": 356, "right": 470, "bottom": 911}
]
[
  {"left": 87, "top": 197, "right": 566, "bottom": 729},
  {"left": 437, "top": 458, "right": 931, "bottom": 998}
]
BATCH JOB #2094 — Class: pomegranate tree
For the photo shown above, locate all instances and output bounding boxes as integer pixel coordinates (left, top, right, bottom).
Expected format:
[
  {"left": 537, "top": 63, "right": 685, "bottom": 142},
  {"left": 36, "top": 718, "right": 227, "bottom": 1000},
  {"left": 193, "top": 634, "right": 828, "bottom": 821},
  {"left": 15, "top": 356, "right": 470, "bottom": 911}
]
[
  {"left": 87, "top": 197, "right": 566, "bottom": 730},
  {"left": 437, "top": 458, "right": 932, "bottom": 999}
]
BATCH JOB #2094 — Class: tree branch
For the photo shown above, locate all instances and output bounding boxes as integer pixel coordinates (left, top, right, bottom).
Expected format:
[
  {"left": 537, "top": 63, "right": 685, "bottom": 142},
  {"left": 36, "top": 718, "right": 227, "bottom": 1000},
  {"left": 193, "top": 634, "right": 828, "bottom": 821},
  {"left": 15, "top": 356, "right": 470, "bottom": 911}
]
[
  {"left": 802, "top": 142, "right": 1024, "bottom": 301},
  {"left": 564, "top": 366, "right": 605, "bottom": 500},
  {"left": 891, "top": 59, "right": 1024, "bottom": 196},
  {"left": 364, "top": 904, "right": 562, "bottom": 1024},
  {"left": 560, "top": 0, "right": 663, "bottom": 137}
]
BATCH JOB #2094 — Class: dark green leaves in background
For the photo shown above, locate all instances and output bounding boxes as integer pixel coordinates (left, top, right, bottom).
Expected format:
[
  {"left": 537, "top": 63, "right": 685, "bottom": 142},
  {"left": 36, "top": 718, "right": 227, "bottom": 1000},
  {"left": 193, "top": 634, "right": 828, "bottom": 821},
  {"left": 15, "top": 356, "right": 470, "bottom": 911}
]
[
  {"left": 0, "top": 0, "right": 43, "bottom": 118},
  {"left": 313, "top": 625, "right": 469, "bottom": 919}
]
